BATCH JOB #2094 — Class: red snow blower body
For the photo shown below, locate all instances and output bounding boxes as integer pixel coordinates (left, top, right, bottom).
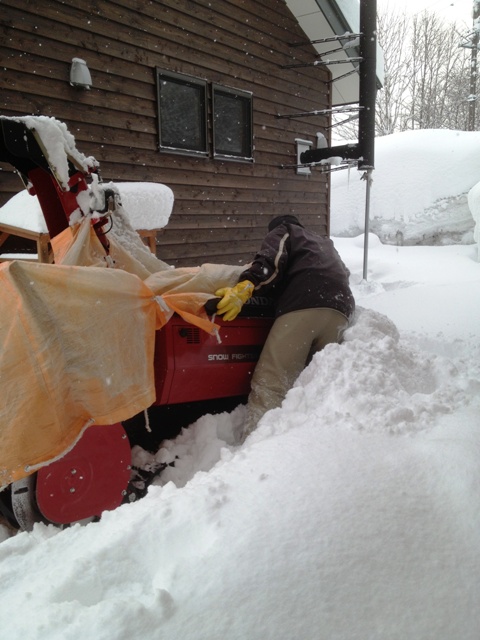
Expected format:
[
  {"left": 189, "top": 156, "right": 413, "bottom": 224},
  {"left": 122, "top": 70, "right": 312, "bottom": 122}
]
[{"left": 0, "top": 117, "right": 273, "bottom": 531}]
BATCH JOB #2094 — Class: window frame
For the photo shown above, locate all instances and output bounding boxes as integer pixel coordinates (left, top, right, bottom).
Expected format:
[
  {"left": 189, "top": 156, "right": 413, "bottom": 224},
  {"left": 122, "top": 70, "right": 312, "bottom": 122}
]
[
  {"left": 212, "top": 84, "right": 253, "bottom": 162},
  {"left": 156, "top": 69, "right": 208, "bottom": 157},
  {"left": 155, "top": 69, "right": 254, "bottom": 162}
]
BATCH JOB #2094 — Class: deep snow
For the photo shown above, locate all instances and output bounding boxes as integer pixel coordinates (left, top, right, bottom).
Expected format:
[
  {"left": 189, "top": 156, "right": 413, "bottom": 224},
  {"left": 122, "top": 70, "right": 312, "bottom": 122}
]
[
  {"left": 330, "top": 129, "right": 480, "bottom": 245},
  {"left": 0, "top": 129, "right": 479, "bottom": 640}
]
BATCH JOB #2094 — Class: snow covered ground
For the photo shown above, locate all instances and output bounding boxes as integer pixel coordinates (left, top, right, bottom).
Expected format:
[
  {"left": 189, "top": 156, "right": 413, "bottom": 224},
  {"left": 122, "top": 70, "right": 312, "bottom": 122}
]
[{"left": 0, "top": 130, "right": 479, "bottom": 640}]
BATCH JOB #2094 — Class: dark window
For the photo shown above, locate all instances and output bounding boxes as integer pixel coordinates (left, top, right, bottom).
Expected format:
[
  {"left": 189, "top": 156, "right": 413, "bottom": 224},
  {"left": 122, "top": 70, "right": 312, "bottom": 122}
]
[
  {"left": 212, "top": 85, "right": 253, "bottom": 161},
  {"left": 155, "top": 70, "right": 254, "bottom": 161},
  {"left": 156, "top": 70, "right": 207, "bottom": 156}
]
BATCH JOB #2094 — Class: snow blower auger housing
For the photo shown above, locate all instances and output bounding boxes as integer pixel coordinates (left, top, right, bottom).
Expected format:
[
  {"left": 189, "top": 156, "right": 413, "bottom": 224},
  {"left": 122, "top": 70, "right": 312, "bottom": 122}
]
[{"left": 0, "top": 116, "right": 273, "bottom": 531}]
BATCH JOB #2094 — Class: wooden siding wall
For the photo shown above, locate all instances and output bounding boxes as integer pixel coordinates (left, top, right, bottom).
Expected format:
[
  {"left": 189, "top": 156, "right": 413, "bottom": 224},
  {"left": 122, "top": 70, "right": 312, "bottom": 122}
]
[{"left": 1, "top": 0, "right": 331, "bottom": 267}]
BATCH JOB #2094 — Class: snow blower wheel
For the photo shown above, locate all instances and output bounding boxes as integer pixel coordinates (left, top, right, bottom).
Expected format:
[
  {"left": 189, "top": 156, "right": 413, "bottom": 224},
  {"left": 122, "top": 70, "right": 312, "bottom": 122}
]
[
  {"left": 11, "top": 423, "right": 132, "bottom": 529},
  {"left": 11, "top": 474, "right": 47, "bottom": 532}
]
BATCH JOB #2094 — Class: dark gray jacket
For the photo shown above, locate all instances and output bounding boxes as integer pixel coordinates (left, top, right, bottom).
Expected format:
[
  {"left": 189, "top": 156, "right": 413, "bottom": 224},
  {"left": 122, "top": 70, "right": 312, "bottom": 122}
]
[{"left": 240, "top": 221, "right": 355, "bottom": 320}]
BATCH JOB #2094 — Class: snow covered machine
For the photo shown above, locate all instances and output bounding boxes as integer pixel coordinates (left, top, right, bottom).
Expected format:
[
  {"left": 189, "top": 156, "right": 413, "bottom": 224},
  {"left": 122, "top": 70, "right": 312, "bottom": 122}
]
[{"left": 0, "top": 116, "right": 273, "bottom": 531}]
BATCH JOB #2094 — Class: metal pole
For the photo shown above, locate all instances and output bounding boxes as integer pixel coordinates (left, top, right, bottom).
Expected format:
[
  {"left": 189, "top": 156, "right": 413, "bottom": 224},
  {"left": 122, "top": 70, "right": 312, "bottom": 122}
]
[
  {"left": 359, "top": 0, "right": 377, "bottom": 280},
  {"left": 362, "top": 169, "right": 373, "bottom": 280},
  {"left": 468, "top": 0, "right": 480, "bottom": 130},
  {"left": 358, "top": 0, "right": 377, "bottom": 169}
]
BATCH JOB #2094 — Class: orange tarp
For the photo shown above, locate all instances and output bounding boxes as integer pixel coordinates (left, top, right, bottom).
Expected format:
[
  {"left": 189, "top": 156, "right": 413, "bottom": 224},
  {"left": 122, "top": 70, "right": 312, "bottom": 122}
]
[
  {"left": 0, "top": 215, "right": 246, "bottom": 488},
  {"left": 0, "top": 260, "right": 166, "bottom": 488}
]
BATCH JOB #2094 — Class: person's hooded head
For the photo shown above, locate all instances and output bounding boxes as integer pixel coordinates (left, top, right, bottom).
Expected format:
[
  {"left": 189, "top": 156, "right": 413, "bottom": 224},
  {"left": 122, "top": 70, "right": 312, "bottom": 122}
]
[{"left": 268, "top": 214, "right": 304, "bottom": 233}]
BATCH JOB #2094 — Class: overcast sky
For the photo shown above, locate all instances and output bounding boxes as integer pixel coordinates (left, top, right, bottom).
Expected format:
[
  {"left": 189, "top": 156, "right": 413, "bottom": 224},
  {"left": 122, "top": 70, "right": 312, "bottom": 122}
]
[{"left": 377, "top": 0, "right": 474, "bottom": 24}]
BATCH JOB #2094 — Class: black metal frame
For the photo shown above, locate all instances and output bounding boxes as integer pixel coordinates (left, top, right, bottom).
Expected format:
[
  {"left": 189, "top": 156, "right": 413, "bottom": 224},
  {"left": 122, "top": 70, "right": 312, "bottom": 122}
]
[
  {"left": 212, "top": 84, "right": 253, "bottom": 162},
  {"left": 299, "top": 0, "right": 377, "bottom": 170},
  {"left": 156, "top": 69, "right": 209, "bottom": 157}
]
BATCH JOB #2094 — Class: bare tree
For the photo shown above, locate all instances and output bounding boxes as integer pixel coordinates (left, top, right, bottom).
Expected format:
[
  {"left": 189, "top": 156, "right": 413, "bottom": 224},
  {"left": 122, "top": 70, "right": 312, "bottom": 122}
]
[
  {"left": 408, "top": 12, "right": 469, "bottom": 130},
  {"left": 375, "top": 10, "right": 412, "bottom": 135},
  {"left": 332, "top": 7, "right": 474, "bottom": 140}
]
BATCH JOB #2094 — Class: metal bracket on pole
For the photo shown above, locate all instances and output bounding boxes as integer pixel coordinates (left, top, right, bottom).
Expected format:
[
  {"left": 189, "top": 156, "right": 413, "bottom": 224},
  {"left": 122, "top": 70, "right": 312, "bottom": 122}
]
[
  {"left": 282, "top": 57, "right": 362, "bottom": 70},
  {"left": 288, "top": 33, "right": 363, "bottom": 47},
  {"left": 327, "top": 68, "right": 359, "bottom": 84},
  {"left": 298, "top": 0, "right": 377, "bottom": 170},
  {"left": 276, "top": 106, "right": 362, "bottom": 120},
  {"left": 328, "top": 113, "right": 360, "bottom": 129},
  {"left": 279, "top": 160, "right": 357, "bottom": 172}
]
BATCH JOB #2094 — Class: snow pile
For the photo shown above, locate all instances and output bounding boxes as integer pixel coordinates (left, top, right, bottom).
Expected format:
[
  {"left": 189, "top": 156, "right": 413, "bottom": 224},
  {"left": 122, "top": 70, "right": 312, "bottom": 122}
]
[
  {"left": 105, "top": 181, "right": 174, "bottom": 231},
  {"left": 0, "top": 189, "right": 48, "bottom": 233},
  {"left": 0, "top": 115, "right": 98, "bottom": 188},
  {"left": 143, "top": 303, "right": 479, "bottom": 488},
  {"left": 467, "top": 180, "right": 480, "bottom": 256},
  {"left": 331, "top": 129, "right": 480, "bottom": 244},
  {"left": 0, "top": 301, "right": 479, "bottom": 640},
  {"left": 0, "top": 182, "right": 173, "bottom": 234}
]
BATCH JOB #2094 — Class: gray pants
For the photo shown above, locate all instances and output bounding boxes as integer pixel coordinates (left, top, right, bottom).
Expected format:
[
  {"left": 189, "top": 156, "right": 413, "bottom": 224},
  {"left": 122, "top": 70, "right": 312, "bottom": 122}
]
[{"left": 242, "top": 307, "right": 349, "bottom": 440}]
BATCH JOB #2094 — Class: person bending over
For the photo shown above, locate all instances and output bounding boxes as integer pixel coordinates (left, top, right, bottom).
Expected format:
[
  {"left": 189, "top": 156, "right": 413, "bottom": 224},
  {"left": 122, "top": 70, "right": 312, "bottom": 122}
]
[{"left": 215, "top": 214, "right": 355, "bottom": 442}]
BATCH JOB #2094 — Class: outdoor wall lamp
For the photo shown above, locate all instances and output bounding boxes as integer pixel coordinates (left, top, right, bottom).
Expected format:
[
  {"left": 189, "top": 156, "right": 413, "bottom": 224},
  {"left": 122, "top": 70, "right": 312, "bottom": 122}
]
[{"left": 70, "top": 58, "right": 92, "bottom": 89}]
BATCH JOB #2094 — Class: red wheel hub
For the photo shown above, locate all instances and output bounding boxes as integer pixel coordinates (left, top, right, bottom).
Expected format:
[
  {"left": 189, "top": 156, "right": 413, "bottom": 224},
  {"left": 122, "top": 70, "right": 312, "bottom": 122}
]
[{"left": 36, "top": 423, "right": 131, "bottom": 524}]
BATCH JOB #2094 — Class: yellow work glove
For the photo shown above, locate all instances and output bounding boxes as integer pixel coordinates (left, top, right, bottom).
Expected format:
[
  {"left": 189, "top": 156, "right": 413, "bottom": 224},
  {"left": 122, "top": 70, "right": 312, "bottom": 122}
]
[{"left": 215, "top": 280, "right": 255, "bottom": 321}]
